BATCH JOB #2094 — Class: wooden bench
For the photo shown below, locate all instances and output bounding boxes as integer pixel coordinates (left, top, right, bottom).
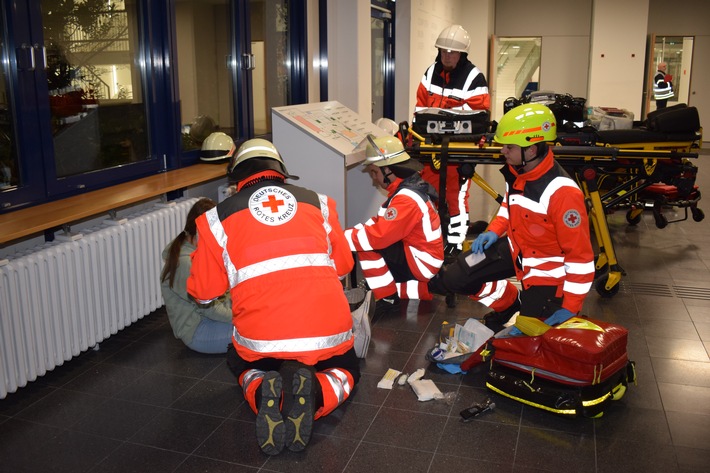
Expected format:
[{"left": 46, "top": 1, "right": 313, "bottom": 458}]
[{"left": 0, "top": 163, "right": 227, "bottom": 245}]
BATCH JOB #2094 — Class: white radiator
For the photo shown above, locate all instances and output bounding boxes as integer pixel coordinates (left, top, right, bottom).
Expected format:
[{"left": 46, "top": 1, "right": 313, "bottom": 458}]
[{"left": 0, "top": 197, "right": 198, "bottom": 399}]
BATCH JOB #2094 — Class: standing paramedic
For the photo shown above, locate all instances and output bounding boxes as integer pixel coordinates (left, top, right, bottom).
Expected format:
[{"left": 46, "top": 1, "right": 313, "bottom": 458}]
[
  {"left": 428, "top": 104, "right": 595, "bottom": 332},
  {"left": 345, "top": 135, "right": 444, "bottom": 316},
  {"left": 415, "top": 24, "right": 489, "bottom": 254},
  {"left": 187, "top": 139, "right": 359, "bottom": 456},
  {"left": 653, "top": 61, "right": 673, "bottom": 109},
  {"left": 416, "top": 24, "right": 520, "bottom": 328}
]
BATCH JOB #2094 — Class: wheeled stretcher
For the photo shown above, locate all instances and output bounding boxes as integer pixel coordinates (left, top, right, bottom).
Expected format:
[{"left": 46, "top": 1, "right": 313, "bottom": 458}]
[{"left": 403, "top": 125, "right": 702, "bottom": 298}]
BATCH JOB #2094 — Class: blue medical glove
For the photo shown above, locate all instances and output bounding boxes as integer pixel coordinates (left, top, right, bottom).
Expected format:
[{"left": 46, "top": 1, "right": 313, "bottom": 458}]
[
  {"left": 471, "top": 231, "right": 498, "bottom": 254},
  {"left": 543, "top": 308, "right": 575, "bottom": 326}
]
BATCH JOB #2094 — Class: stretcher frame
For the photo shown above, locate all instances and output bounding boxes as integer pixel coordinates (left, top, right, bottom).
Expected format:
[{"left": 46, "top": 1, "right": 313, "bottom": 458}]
[{"left": 405, "top": 129, "right": 702, "bottom": 297}]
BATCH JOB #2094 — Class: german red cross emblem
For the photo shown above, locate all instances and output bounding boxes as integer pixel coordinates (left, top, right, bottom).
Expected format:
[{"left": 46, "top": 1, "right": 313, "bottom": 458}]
[
  {"left": 384, "top": 207, "right": 398, "bottom": 220},
  {"left": 563, "top": 209, "right": 581, "bottom": 228},
  {"left": 249, "top": 186, "right": 298, "bottom": 226}
]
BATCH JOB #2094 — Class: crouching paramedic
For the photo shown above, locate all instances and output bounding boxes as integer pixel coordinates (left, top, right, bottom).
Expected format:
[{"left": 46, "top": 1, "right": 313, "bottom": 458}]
[
  {"left": 428, "top": 104, "right": 595, "bottom": 331},
  {"left": 187, "top": 138, "right": 359, "bottom": 456},
  {"left": 345, "top": 135, "right": 444, "bottom": 316}
]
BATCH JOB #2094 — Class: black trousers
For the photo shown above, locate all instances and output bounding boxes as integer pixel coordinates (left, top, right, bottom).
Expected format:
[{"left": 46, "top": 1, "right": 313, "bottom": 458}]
[{"left": 428, "top": 237, "right": 563, "bottom": 318}]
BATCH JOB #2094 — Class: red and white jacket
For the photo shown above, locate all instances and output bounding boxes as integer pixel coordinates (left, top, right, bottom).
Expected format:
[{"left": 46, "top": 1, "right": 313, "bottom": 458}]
[
  {"left": 187, "top": 179, "right": 355, "bottom": 365},
  {"left": 487, "top": 149, "right": 595, "bottom": 314},
  {"left": 415, "top": 56, "right": 490, "bottom": 112},
  {"left": 416, "top": 55, "right": 490, "bottom": 239},
  {"left": 344, "top": 174, "right": 444, "bottom": 282}
]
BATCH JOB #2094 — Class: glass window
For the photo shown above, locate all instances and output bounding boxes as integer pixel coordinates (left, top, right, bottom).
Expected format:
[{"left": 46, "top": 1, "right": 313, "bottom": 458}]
[
  {"left": 0, "top": 18, "right": 18, "bottom": 191},
  {"left": 250, "top": 0, "right": 290, "bottom": 137},
  {"left": 176, "top": 0, "right": 234, "bottom": 152},
  {"left": 42, "top": 0, "right": 150, "bottom": 178}
]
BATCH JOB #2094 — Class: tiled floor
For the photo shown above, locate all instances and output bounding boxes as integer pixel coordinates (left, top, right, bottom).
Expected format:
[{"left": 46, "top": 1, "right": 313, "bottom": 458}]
[{"left": 2, "top": 149, "right": 709, "bottom": 473}]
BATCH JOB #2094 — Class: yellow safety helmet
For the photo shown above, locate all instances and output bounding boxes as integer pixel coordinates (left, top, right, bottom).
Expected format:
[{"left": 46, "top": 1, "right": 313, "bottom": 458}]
[
  {"left": 365, "top": 135, "right": 411, "bottom": 167},
  {"left": 228, "top": 138, "right": 298, "bottom": 182},
  {"left": 494, "top": 103, "right": 557, "bottom": 147},
  {"left": 200, "top": 132, "right": 235, "bottom": 163},
  {"left": 435, "top": 25, "right": 470, "bottom": 53}
]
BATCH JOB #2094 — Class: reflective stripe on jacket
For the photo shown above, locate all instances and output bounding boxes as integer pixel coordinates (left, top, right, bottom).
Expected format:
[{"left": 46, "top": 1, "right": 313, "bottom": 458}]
[
  {"left": 653, "top": 71, "right": 673, "bottom": 100},
  {"left": 187, "top": 180, "right": 355, "bottom": 365},
  {"left": 415, "top": 58, "right": 490, "bottom": 112}
]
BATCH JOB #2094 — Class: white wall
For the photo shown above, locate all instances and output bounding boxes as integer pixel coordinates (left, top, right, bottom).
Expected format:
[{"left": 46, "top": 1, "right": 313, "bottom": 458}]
[
  {"left": 326, "top": 0, "right": 371, "bottom": 116},
  {"left": 587, "top": 0, "right": 649, "bottom": 118}
]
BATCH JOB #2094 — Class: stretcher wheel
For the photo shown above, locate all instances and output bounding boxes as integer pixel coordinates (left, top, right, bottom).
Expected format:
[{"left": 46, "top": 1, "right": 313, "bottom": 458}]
[
  {"left": 595, "top": 275, "right": 620, "bottom": 298},
  {"left": 692, "top": 207, "right": 705, "bottom": 222},
  {"left": 595, "top": 262, "right": 608, "bottom": 279},
  {"left": 625, "top": 209, "right": 642, "bottom": 225}
]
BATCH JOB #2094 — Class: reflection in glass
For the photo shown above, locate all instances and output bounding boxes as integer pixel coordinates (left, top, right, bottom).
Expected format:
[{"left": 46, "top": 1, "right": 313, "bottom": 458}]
[
  {"left": 176, "top": 0, "right": 233, "bottom": 151},
  {"left": 251, "top": 0, "right": 290, "bottom": 137},
  {"left": 371, "top": 17, "right": 385, "bottom": 122},
  {"left": 42, "top": 0, "right": 149, "bottom": 178},
  {"left": 0, "top": 16, "right": 18, "bottom": 190},
  {"left": 492, "top": 37, "right": 541, "bottom": 121}
]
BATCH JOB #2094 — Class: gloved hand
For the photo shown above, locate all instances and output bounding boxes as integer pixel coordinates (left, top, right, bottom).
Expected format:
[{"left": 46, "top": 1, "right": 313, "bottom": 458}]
[
  {"left": 471, "top": 231, "right": 498, "bottom": 254},
  {"left": 543, "top": 308, "right": 575, "bottom": 326}
]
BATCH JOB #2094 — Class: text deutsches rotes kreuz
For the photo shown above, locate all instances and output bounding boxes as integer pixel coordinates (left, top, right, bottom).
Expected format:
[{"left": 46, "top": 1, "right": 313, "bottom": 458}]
[{"left": 249, "top": 186, "right": 298, "bottom": 226}]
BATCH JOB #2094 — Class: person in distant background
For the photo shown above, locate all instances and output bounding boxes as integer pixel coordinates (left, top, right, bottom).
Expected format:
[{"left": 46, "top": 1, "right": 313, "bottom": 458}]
[
  {"left": 653, "top": 61, "right": 674, "bottom": 109},
  {"left": 160, "top": 198, "right": 233, "bottom": 354}
]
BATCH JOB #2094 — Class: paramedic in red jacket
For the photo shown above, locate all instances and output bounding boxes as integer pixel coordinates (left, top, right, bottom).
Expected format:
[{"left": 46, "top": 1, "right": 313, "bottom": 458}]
[
  {"left": 187, "top": 138, "right": 359, "bottom": 456},
  {"left": 416, "top": 24, "right": 520, "bottom": 326},
  {"left": 429, "top": 104, "right": 595, "bottom": 330},
  {"left": 345, "top": 135, "right": 444, "bottom": 316},
  {"left": 415, "top": 24, "right": 489, "bottom": 253}
]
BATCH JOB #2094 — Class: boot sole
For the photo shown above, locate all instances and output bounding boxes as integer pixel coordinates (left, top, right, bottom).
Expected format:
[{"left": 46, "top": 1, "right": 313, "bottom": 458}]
[
  {"left": 255, "top": 371, "right": 285, "bottom": 456},
  {"left": 285, "top": 368, "right": 315, "bottom": 452}
]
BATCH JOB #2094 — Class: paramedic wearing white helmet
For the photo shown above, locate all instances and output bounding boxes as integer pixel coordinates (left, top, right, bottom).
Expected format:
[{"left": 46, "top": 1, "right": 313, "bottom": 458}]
[
  {"left": 344, "top": 135, "right": 443, "bottom": 316},
  {"left": 417, "top": 25, "right": 520, "bottom": 328},
  {"left": 416, "top": 25, "right": 489, "bottom": 253},
  {"left": 187, "top": 138, "right": 359, "bottom": 456}
]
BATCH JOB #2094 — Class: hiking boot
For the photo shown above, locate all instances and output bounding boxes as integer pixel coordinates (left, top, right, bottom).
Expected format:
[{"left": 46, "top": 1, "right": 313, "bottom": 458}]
[
  {"left": 374, "top": 292, "right": 401, "bottom": 317},
  {"left": 482, "top": 297, "right": 521, "bottom": 333},
  {"left": 255, "top": 371, "right": 285, "bottom": 456},
  {"left": 285, "top": 366, "right": 316, "bottom": 452}
]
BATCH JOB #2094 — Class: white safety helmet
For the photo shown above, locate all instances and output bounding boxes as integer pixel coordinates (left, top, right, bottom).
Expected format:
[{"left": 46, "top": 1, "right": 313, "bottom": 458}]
[
  {"left": 435, "top": 25, "right": 470, "bottom": 53},
  {"left": 228, "top": 138, "right": 299, "bottom": 182},
  {"left": 365, "top": 135, "right": 411, "bottom": 167},
  {"left": 374, "top": 118, "right": 400, "bottom": 136},
  {"left": 200, "top": 132, "right": 235, "bottom": 163}
]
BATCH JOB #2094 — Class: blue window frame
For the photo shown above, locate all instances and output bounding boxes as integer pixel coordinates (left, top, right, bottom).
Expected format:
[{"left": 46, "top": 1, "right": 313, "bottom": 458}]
[{"left": 0, "top": 0, "right": 308, "bottom": 215}]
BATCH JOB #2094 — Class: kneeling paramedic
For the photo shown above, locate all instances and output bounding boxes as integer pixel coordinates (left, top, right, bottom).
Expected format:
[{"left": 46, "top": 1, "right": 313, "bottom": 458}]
[
  {"left": 345, "top": 135, "right": 444, "bottom": 316},
  {"left": 187, "top": 138, "right": 359, "bottom": 455},
  {"left": 428, "top": 104, "right": 595, "bottom": 332}
]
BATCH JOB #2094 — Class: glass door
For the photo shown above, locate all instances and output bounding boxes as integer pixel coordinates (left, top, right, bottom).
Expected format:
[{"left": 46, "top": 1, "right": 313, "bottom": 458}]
[{"left": 370, "top": 1, "right": 394, "bottom": 121}]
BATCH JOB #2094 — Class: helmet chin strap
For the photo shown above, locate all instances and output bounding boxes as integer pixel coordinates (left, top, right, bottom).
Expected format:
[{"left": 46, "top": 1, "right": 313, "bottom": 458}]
[
  {"left": 382, "top": 167, "right": 394, "bottom": 186},
  {"left": 515, "top": 144, "right": 543, "bottom": 172}
]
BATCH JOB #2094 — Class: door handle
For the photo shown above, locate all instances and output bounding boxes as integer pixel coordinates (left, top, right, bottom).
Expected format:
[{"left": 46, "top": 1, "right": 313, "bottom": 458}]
[{"left": 242, "top": 53, "right": 255, "bottom": 70}]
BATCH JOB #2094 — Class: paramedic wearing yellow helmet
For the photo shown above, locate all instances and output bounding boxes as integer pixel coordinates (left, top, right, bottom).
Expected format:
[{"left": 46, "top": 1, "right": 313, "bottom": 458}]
[
  {"left": 428, "top": 104, "right": 595, "bottom": 333},
  {"left": 187, "top": 138, "right": 360, "bottom": 455}
]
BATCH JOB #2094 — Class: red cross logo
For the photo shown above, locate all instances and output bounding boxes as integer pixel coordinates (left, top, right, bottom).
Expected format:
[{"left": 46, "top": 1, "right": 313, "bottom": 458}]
[
  {"left": 563, "top": 209, "right": 581, "bottom": 228},
  {"left": 262, "top": 194, "right": 285, "bottom": 213}
]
